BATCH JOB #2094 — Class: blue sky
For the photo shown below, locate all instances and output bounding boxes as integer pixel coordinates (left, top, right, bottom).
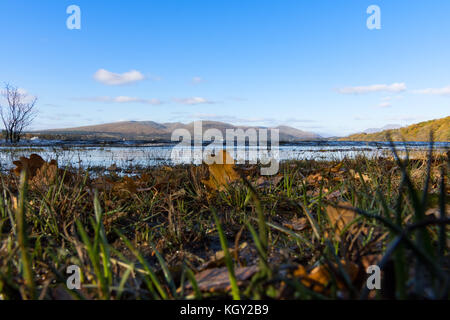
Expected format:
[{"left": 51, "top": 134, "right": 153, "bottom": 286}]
[{"left": 0, "top": 0, "right": 449, "bottom": 136}]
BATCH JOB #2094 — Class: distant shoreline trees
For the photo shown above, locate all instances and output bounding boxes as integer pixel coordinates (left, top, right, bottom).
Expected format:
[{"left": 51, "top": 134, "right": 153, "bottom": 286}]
[{"left": 0, "top": 84, "right": 37, "bottom": 143}]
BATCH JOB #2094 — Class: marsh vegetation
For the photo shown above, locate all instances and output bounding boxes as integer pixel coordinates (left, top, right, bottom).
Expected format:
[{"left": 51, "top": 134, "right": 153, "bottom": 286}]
[{"left": 0, "top": 143, "right": 448, "bottom": 300}]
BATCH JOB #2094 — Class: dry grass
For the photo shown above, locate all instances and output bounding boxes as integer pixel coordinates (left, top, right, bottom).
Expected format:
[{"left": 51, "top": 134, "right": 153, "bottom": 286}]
[{"left": 0, "top": 148, "right": 448, "bottom": 300}]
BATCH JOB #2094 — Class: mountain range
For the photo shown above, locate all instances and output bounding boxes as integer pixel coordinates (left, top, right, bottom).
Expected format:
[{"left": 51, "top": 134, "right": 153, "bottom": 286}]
[
  {"left": 37, "top": 120, "right": 323, "bottom": 142},
  {"left": 362, "top": 124, "right": 402, "bottom": 134},
  {"left": 34, "top": 116, "right": 450, "bottom": 142}
]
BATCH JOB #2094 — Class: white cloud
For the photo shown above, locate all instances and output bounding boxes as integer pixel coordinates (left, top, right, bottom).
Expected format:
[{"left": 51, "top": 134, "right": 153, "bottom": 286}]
[
  {"left": 174, "top": 97, "right": 215, "bottom": 105},
  {"left": 378, "top": 102, "right": 392, "bottom": 108},
  {"left": 75, "top": 96, "right": 162, "bottom": 105},
  {"left": 381, "top": 95, "right": 403, "bottom": 102},
  {"left": 191, "top": 76, "right": 203, "bottom": 84},
  {"left": 17, "top": 88, "right": 29, "bottom": 96},
  {"left": 114, "top": 96, "right": 139, "bottom": 103},
  {"left": 177, "top": 114, "right": 316, "bottom": 127},
  {"left": 337, "top": 83, "right": 407, "bottom": 94},
  {"left": 93, "top": 69, "right": 145, "bottom": 85},
  {"left": 191, "top": 113, "right": 274, "bottom": 123},
  {"left": 413, "top": 85, "right": 450, "bottom": 96}
]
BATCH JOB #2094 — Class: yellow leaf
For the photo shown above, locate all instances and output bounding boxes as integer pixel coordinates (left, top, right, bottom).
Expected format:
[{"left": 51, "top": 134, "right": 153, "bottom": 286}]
[
  {"left": 202, "top": 150, "right": 240, "bottom": 191},
  {"left": 329, "top": 162, "right": 344, "bottom": 173},
  {"left": 349, "top": 169, "right": 371, "bottom": 183},
  {"left": 294, "top": 265, "right": 329, "bottom": 291},
  {"left": 294, "top": 260, "right": 359, "bottom": 292}
]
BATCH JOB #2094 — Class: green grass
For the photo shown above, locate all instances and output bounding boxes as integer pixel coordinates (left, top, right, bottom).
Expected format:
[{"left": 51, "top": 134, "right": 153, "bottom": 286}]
[{"left": 0, "top": 145, "right": 448, "bottom": 300}]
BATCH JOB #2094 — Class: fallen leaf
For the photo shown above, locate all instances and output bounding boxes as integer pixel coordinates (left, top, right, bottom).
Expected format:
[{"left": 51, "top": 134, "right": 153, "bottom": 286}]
[
  {"left": 306, "top": 173, "right": 325, "bottom": 185},
  {"left": 294, "top": 260, "right": 359, "bottom": 292},
  {"left": 255, "top": 175, "right": 283, "bottom": 189},
  {"left": 13, "top": 154, "right": 46, "bottom": 178},
  {"left": 361, "top": 254, "right": 381, "bottom": 270},
  {"left": 329, "top": 162, "right": 344, "bottom": 173},
  {"left": 112, "top": 176, "right": 138, "bottom": 195},
  {"left": 425, "top": 206, "right": 450, "bottom": 218},
  {"left": 171, "top": 188, "right": 186, "bottom": 199},
  {"left": 31, "top": 160, "right": 59, "bottom": 188},
  {"left": 325, "top": 202, "right": 358, "bottom": 240},
  {"left": 185, "top": 265, "right": 258, "bottom": 292},
  {"left": 202, "top": 150, "right": 240, "bottom": 191},
  {"left": 255, "top": 176, "right": 269, "bottom": 188},
  {"left": 12, "top": 154, "right": 68, "bottom": 190},
  {"left": 104, "top": 211, "right": 128, "bottom": 227},
  {"left": 200, "top": 242, "right": 248, "bottom": 269},
  {"left": 283, "top": 217, "right": 309, "bottom": 231},
  {"left": 349, "top": 169, "right": 371, "bottom": 183},
  {"left": 294, "top": 264, "right": 330, "bottom": 291},
  {"left": 325, "top": 190, "right": 342, "bottom": 201}
]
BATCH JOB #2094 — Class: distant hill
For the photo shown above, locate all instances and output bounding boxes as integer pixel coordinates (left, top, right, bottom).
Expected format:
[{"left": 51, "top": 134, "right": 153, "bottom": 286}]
[
  {"left": 341, "top": 117, "right": 450, "bottom": 142},
  {"left": 362, "top": 124, "right": 402, "bottom": 134},
  {"left": 36, "top": 120, "right": 322, "bottom": 142}
]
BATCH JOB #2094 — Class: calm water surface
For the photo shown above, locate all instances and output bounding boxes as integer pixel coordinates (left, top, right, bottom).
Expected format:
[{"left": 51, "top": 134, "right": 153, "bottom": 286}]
[{"left": 0, "top": 141, "right": 448, "bottom": 171}]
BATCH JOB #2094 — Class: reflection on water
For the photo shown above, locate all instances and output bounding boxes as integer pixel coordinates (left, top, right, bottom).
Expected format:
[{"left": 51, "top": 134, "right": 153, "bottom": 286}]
[{"left": 0, "top": 141, "right": 448, "bottom": 170}]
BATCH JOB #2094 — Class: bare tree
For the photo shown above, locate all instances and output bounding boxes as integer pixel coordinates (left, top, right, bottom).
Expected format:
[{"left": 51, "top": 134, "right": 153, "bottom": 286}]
[{"left": 0, "top": 84, "right": 37, "bottom": 143}]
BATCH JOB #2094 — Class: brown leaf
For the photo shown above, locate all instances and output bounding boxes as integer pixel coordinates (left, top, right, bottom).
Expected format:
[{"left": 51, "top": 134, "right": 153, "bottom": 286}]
[
  {"left": 12, "top": 154, "right": 46, "bottom": 178},
  {"left": 271, "top": 175, "right": 283, "bottom": 186},
  {"left": 255, "top": 176, "right": 269, "bottom": 188},
  {"left": 326, "top": 202, "right": 358, "bottom": 240},
  {"left": 361, "top": 254, "right": 382, "bottom": 270},
  {"left": 202, "top": 150, "right": 240, "bottom": 191},
  {"left": 91, "top": 176, "right": 114, "bottom": 192},
  {"left": 185, "top": 265, "right": 258, "bottom": 292},
  {"left": 12, "top": 154, "right": 68, "bottom": 190},
  {"left": 104, "top": 211, "right": 128, "bottom": 227},
  {"left": 112, "top": 176, "right": 138, "bottom": 195},
  {"left": 171, "top": 188, "right": 186, "bottom": 199},
  {"left": 34, "top": 160, "right": 58, "bottom": 180},
  {"left": 283, "top": 217, "right": 309, "bottom": 231},
  {"left": 255, "top": 174, "right": 283, "bottom": 189},
  {"left": 325, "top": 190, "right": 343, "bottom": 201},
  {"left": 306, "top": 173, "right": 325, "bottom": 185},
  {"left": 425, "top": 206, "right": 450, "bottom": 218},
  {"left": 200, "top": 242, "right": 248, "bottom": 270}
]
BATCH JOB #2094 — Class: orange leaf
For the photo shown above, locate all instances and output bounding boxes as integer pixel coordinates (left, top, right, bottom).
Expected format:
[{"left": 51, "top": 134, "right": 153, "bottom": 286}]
[
  {"left": 294, "top": 260, "right": 359, "bottom": 292},
  {"left": 202, "top": 150, "right": 240, "bottom": 191},
  {"left": 349, "top": 169, "right": 371, "bottom": 183}
]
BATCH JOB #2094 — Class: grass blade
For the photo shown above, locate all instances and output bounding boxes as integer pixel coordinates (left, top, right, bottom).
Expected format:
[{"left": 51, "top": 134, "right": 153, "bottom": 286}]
[{"left": 212, "top": 210, "right": 240, "bottom": 300}]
